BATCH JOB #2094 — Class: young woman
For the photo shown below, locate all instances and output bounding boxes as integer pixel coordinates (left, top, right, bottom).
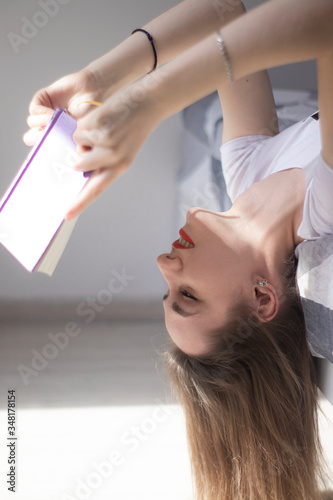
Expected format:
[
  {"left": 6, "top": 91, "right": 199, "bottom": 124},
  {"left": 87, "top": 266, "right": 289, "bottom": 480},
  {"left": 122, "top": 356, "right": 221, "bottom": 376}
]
[{"left": 25, "top": 0, "right": 333, "bottom": 497}]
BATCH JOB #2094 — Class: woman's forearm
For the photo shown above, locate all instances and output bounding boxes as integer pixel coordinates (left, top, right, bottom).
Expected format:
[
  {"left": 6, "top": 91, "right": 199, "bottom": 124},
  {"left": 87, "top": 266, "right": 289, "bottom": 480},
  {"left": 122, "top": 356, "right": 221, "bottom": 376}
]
[
  {"left": 145, "top": 0, "right": 333, "bottom": 121},
  {"left": 225, "top": 0, "right": 333, "bottom": 81},
  {"left": 69, "top": 0, "right": 333, "bottom": 217},
  {"left": 143, "top": 0, "right": 244, "bottom": 67},
  {"left": 84, "top": 0, "right": 245, "bottom": 97}
]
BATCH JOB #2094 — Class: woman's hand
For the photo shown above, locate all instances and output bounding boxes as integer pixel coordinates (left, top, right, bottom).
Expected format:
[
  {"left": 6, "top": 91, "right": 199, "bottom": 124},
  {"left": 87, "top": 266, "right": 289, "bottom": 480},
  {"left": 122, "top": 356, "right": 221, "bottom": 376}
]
[
  {"left": 23, "top": 0, "right": 244, "bottom": 147},
  {"left": 23, "top": 69, "right": 103, "bottom": 146},
  {"left": 65, "top": 77, "right": 164, "bottom": 219}
]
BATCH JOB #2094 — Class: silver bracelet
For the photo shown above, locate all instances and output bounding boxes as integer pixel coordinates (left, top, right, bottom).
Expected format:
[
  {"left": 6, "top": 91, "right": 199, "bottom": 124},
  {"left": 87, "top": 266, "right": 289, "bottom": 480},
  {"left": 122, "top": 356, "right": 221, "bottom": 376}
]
[{"left": 216, "top": 31, "right": 234, "bottom": 84}]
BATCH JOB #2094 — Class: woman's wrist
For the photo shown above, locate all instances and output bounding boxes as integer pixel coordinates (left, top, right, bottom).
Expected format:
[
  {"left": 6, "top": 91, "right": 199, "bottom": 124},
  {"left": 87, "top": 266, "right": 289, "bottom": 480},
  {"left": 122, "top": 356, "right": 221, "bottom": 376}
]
[
  {"left": 144, "top": 34, "right": 229, "bottom": 123},
  {"left": 81, "top": 0, "right": 246, "bottom": 102},
  {"left": 83, "top": 34, "right": 156, "bottom": 101},
  {"left": 78, "top": 67, "right": 105, "bottom": 98}
]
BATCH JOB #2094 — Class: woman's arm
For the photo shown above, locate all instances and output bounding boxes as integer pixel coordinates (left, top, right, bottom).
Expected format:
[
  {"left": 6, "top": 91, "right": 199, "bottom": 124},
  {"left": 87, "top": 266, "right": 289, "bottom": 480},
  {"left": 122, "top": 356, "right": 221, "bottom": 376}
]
[
  {"left": 84, "top": 0, "right": 245, "bottom": 98},
  {"left": 142, "top": 0, "right": 333, "bottom": 149},
  {"left": 317, "top": 49, "right": 333, "bottom": 168},
  {"left": 148, "top": 0, "right": 333, "bottom": 119},
  {"left": 24, "top": 0, "right": 245, "bottom": 142},
  {"left": 68, "top": 0, "right": 333, "bottom": 218}
]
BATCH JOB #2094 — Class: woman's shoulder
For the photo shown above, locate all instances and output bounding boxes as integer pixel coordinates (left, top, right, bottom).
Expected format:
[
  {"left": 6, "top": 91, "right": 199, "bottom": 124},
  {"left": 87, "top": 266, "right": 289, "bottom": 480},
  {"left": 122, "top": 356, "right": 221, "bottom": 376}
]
[{"left": 220, "top": 115, "right": 321, "bottom": 203}]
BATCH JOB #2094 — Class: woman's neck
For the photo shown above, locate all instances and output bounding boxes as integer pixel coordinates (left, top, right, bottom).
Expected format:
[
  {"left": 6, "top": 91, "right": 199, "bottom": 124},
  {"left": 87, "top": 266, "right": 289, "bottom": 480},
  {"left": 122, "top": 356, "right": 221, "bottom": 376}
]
[{"left": 229, "top": 168, "right": 306, "bottom": 277}]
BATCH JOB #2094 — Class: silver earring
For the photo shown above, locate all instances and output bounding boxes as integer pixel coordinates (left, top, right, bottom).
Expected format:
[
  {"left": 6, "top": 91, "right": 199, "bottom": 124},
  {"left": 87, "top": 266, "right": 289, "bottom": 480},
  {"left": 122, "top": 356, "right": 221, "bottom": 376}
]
[{"left": 256, "top": 279, "right": 268, "bottom": 287}]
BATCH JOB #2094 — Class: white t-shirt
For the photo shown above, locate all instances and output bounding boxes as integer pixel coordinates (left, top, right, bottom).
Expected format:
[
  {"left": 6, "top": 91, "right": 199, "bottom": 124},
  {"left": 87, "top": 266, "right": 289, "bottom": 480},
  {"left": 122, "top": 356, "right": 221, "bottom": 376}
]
[{"left": 220, "top": 114, "right": 333, "bottom": 243}]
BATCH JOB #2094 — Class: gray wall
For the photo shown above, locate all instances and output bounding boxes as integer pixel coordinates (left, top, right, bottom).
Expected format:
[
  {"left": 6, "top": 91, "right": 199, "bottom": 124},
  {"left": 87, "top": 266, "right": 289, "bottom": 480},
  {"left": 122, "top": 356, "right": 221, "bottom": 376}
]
[
  {"left": 0, "top": 0, "right": 317, "bottom": 302},
  {"left": 0, "top": 0, "right": 181, "bottom": 301}
]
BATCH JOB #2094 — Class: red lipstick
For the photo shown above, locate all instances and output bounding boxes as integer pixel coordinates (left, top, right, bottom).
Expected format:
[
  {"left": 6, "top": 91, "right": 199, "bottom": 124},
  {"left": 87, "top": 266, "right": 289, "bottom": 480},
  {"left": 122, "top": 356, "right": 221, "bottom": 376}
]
[
  {"left": 179, "top": 228, "right": 194, "bottom": 245},
  {"left": 172, "top": 228, "right": 195, "bottom": 249}
]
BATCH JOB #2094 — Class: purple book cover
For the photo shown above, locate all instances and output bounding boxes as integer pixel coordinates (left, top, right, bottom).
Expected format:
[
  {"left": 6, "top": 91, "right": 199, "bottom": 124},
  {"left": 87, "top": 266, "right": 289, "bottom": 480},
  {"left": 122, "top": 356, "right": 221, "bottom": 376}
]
[{"left": 0, "top": 109, "right": 88, "bottom": 272}]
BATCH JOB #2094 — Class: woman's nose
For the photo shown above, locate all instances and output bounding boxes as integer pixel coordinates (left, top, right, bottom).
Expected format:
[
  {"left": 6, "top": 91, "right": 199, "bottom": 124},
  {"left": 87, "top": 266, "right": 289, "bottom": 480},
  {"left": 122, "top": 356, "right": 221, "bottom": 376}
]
[{"left": 157, "top": 253, "right": 183, "bottom": 276}]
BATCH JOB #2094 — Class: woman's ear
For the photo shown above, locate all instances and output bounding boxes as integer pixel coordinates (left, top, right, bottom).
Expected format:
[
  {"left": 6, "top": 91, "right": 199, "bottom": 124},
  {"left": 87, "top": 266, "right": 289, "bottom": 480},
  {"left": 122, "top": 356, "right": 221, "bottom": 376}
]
[{"left": 254, "top": 284, "right": 279, "bottom": 323}]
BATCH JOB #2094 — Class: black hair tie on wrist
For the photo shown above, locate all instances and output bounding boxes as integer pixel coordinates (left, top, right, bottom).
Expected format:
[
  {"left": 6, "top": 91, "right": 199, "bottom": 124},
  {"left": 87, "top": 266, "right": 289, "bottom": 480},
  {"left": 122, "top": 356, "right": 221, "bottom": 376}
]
[{"left": 131, "top": 28, "right": 157, "bottom": 73}]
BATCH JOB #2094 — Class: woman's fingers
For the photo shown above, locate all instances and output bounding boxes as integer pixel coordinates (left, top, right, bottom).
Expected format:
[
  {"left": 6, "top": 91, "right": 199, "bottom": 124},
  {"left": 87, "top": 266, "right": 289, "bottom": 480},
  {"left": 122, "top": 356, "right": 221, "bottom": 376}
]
[
  {"left": 27, "top": 112, "right": 53, "bottom": 129},
  {"left": 73, "top": 146, "right": 119, "bottom": 172},
  {"left": 22, "top": 78, "right": 155, "bottom": 217},
  {"left": 22, "top": 127, "right": 45, "bottom": 146},
  {"left": 23, "top": 95, "right": 55, "bottom": 145},
  {"left": 65, "top": 141, "right": 131, "bottom": 218},
  {"left": 73, "top": 127, "right": 103, "bottom": 149},
  {"left": 29, "top": 87, "right": 54, "bottom": 115},
  {"left": 65, "top": 165, "right": 124, "bottom": 219},
  {"left": 73, "top": 113, "right": 116, "bottom": 149}
]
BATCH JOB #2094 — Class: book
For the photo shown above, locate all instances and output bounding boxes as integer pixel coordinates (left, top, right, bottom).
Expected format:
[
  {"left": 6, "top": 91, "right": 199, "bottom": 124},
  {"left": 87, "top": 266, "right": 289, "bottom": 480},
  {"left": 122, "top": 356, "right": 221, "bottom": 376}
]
[{"left": 0, "top": 109, "right": 89, "bottom": 276}]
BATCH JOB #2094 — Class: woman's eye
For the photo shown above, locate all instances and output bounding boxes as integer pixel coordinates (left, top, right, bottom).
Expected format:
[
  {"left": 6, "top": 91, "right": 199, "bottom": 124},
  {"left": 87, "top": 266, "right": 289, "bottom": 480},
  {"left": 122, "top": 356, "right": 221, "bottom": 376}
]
[{"left": 181, "top": 290, "right": 197, "bottom": 301}]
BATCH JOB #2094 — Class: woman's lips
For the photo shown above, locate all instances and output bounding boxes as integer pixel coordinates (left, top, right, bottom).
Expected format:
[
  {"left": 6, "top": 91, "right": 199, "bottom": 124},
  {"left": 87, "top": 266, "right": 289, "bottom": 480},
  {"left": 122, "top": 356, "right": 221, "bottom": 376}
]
[
  {"left": 179, "top": 228, "right": 194, "bottom": 245},
  {"left": 172, "top": 228, "right": 195, "bottom": 249}
]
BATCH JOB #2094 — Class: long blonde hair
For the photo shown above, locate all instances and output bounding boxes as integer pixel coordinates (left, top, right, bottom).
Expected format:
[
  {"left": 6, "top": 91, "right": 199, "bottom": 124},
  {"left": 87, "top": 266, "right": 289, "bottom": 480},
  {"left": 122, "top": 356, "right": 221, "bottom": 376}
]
[{"left": 165, "top": 255, "right": 326, "bottom": 499}]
